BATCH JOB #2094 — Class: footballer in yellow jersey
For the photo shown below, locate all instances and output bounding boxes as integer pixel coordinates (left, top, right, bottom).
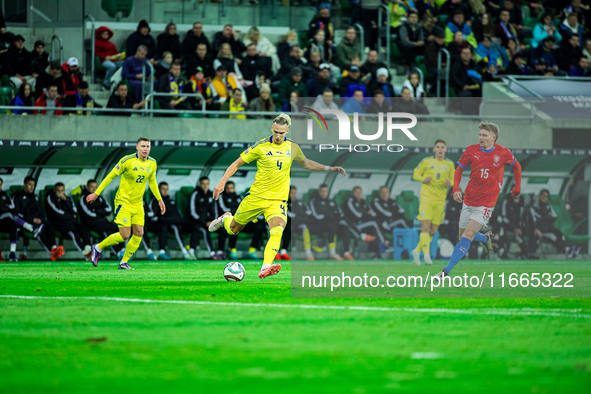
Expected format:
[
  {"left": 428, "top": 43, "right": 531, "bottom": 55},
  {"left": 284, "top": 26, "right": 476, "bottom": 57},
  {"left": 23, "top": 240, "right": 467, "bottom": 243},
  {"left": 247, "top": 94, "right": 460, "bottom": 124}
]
[
  {"left": 411, "top": 139, "right": 455, "bottom": 266},
  {"left": 86, "top": 137, "right": 165, "bottom": 270},
  {"left": 209, "top": 113, "right": 346, "bottom": 279}
]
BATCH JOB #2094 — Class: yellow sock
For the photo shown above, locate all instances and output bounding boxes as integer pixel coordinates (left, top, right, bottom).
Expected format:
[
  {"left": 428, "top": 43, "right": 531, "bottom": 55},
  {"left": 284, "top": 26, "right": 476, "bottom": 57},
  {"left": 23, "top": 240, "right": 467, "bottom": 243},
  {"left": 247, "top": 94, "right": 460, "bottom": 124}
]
[
  {"left": 231, "top": 248, "right": 237, "bottom": 253},
  {"left": 123, "top": 235, "right": 142, "bottom": 262},
  {"left": 248, "top": 247, "right": 256, "bottom": 253},
  {"left": 263, "top": 226, "right": 284, "bottom": 266},
  {"left": 224, "top": 215, "right": 238, "bottom": 235},
  {"left": 303, "top": 228, "right": 311, "bottom": 250},
  {"left": 99, "top": 232, "right": 124, "bottom": 250},
  {"left": 419, "top": 232, "right": 430, "bottom": 258}
]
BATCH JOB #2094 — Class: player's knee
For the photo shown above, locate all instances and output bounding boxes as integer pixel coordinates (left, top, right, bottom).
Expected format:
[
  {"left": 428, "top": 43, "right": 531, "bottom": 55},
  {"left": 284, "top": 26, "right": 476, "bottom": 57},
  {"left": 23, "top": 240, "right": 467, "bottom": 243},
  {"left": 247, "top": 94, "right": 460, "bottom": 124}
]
[
  {"left": 120, "top": 231, "right": 131, "bottom": 240},
  {"left": 133, "top": 228, "right": 144, "bottom": 237}
]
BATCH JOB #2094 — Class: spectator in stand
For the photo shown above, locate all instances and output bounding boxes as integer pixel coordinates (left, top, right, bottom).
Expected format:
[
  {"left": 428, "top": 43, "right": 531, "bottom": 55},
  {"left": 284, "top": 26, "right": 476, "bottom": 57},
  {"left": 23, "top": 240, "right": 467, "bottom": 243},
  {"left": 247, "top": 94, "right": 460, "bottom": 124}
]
[
  {"left": 95, "top": 26, "right": 124, "bottom": 90},
  {"left": 528, "top": 189, "right": 572, "bottom": 259},
  {"left": 30, "top": 40, "right": 48, "bottom": 76},
  {"left": 243, "top": 26, "right": 278, "bottom": 75},
  {"left": 495, "top": 9, "right": 521, "bottom": 48},
  {"left": 154, "top": 51, "right": 172, "bottom": 80},
  {"left": 421, "top": 15, "right": 438, "bottom": 44},
  {"left": 398, "top": 86, "right": 430, "bottom": 114},
  {"left": 277, "top": 44, "right": 306, "bottom": 81},
  {"left": 214, "top": 42, "right": 244, "bottom": 80},
  {"left": 45, "top": 182, "right": 92, "bottom": 260},
  {"left": 399, "top": 11, "right": 426, "bottom": 70},
  {"left": 187, "top": 66, "right": 212, "bottom": 110},
  {"left": 361, "top": 0, "right": 381, "bottom": 50},
  {"left": 445, "top": 10, "right": 478, "bottom": 48},
  {"left": 416, "top": 0, "right": 439, "bottom": 20},
  {"left": 402, "top": 71, "right": 425, "bottom": 100},
  {"left": 556, "top": 33, "right": 584, "bottom": 71},
  {"left": 281, "top": 90, "right": 301, "bottom": 112},
  {"left": 58, "top": 57, "right": 84, "bottom": 109},
  {"left": 207, "top": 65, "right": 245, "bottom": 109},
  {"left": 34, "top": 61, "right": 61, "bottom": 99},
  {"left": 0, "top": 177, "right": 19, "bottom": 261},
  {"left": 368, "top": 68, "right": 395, "bottom": 98},
  {"left": 121, "top": 45, "right": 150, "bottom": 103},
  {"left": 584, "top": 38, "right": 591, "bottom": 61},
  {"left": 308, "top": 184, "right": 348, "bottom": 260},
  {"left": 212, "top": 24, "right": 246, "bottom": 64},
  {"left": 504, "top": 52, "right": 529, "bottom": 75},
  {"left": 450, "top": 47, "right": 482, "bottom": 97},
  {"left": 341, "top": 89, "right": 366, "bottom": 114},
  {"left": 306, "top": 63, "right": 332, "bottom": 98},
  {"left": 474, "top": 34, "right": 503, "bottom": 70},
  {"left": 74, "top": 81, "right": 101, "bottom": 115},
  {"left": 387, "top": 0, "right": 415, "bottom": 36},
  {"left": 11, "top": 82, "right": 34, "bottom": 115},
  {"left": 339, "top": 65, "right": 366, "bottom": 97},
  {"left": 341, "top": 186, "right": 384, "bottom": 259},
  {"left": 440, "top": 0, "right": 472, "bottom": 21},
  {"left": 2, "top": 35, "right": 35, "bottom": 89},
  {"left": 448, "top": 31, "right": 470, "bottom": 64},
  {"left": 424, "top": 27, "right": 446, "bottom": 74},
  {"left": 79, "top": 179, "right": 124, "bottom": 256},
  {"left": 500, "top": 0, "right": 527, "bottom": 36},
  {"left": 156, "top": 60, "right": 189, "bottom": 113},
  {"left": 12, "top": 176, "right": 64, "bottom": 261},
  {"left": 277, "top": 30, "right": 299, "bottom": 62},
  {"left": 312, "top": 88, "right": 339, "bottom": 111},
  {"left": 186, "top": 43, "right": 215, "bottom": 80},
  {"left": 533, "top": 12, "right": 563, "bottom": 48},
  {"left": 221, "top": 88, "right": 246, "bottom": 119},
  {"left": 181, "top": 22, "right": 211, "bottom": 60},
  {"left": 359, "top": 49, "right": 381, "bottom": 82},
  {"left": 0, "top": 16, "right": 15, "bottom": 65},
  {"left": 366, "top": 90, "right": 392, "bottom": 113},
  {"left": 569, "top": 55, "right": 590, "bottom": 75},
  {"left": 497, "top": 192, "right": 528, "bottom": 259},
  {"left": 306, "top": 29, "right": 335, "bottom": 65},
  {"left": 307, "top": 5, "right": 334, "bottom": 42},
  {"left": 531, "top": 36, "right": 561, "bottom": 75},
  {"left": 157, "top": 22, "right": 181, "bottom": 61},
  {"left": 33, "top": 84, "right": 63, "bottom": 116},
  {"left": 126, "top": 20, "right": 156, "bottom": 60},
  {"left": 106, "top": 82, "right": 146, "bottom": 116},
  {"left": 335, "top": 27, "right": 362, "bottom": 70},
  {"left": 500, "top": 37, "right": 524, "bottom": 69},
  {"left": 147, "top": 182, "right": 198, "bottom": 261},
  {"left": 370, "top": 186, "right": 409, "bottom": 237},
  {"left": 189, "top": 177, "right": 221, "bottom": 260},
  {"left": 472, "top": 12, "right": 496, "bottom": 43},
  {"left": 303, "top": 50, "right": 322, "bottom": 81},
  {"left": 278, "top": 67, "right": 307, "bottom": 106},
  {"left": 247, "top": 83, "right": 275, "bottom": 118}
]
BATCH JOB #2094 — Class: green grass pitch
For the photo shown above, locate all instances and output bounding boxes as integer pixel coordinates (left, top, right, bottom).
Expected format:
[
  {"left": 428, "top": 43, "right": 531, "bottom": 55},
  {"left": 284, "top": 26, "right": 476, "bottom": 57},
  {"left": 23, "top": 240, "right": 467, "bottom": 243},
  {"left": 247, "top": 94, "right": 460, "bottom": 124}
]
[{"left": 1, "top": 260, "right": 590, "bottom": 393}]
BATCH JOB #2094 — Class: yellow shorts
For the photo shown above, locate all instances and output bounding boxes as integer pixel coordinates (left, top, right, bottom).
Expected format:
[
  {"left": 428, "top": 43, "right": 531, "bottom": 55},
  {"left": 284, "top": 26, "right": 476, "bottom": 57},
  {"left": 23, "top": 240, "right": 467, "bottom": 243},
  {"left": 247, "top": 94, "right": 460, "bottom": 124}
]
[
  {"left": 113, "top": 202, "right": 144, "bottom": 227},
  {"left": 234, "top": 194, "right": 287, "bottom": 225},
  {"left": 417, "top": 201, "right": 445, "bottom": 225}
]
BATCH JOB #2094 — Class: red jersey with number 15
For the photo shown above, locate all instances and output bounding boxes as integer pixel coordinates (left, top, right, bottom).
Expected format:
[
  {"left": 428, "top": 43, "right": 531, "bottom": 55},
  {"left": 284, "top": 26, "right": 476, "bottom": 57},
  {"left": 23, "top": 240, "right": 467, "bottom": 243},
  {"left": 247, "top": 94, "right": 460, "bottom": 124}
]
[{"left": 457, "top": 143, "right": 517, "bottom": 208}]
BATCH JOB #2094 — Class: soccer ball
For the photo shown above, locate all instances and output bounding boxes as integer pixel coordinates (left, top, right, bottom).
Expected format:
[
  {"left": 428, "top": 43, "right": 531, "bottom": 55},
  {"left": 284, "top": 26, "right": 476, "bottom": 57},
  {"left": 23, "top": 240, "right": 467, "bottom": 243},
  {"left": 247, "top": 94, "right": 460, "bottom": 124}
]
[{"left": 223, "top": 262, "right": 245, "bottom": 282}]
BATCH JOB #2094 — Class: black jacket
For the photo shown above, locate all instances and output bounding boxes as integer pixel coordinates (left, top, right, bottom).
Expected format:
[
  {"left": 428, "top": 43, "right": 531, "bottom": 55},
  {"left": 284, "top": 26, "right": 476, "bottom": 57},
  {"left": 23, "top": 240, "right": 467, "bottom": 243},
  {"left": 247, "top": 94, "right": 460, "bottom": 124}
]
[
  {"left": 148, "top": 195, "right": 182, "bottom": 223},
  {"left": 107, "top": 93, "right": 137, "bottom": 116},
  {"left": 31, "top": 51, "right": 49, "bottom": 75},
  {"left": 530, "top": 200, "right": 557, "bottom": 232},
  {"left": 181, "top": 30, "right": 211, "bottom": 59},
  {"left": 45, "top": 192, "right": 77, "bottom": 225},
  {"left": 289, "top": 198, "right": 312, "bottom": 222},
  {"left": 370, "top": 197, "right": 408, "bottom": 227},
  {"left": 342, "top": 196, "right": 375, "bottom": 224},
  {"left": 309, "top": 195, "right": 340, "bottom": 222},
  {"left": 0, "top": 190, "right": 14, "bottom": 217},
  {"left": 1, "top": 44, "right": 32, "bottom": 76},
  {"left": 240, "top": 54, "right": 272, "bottom": 81},
  {"left": 500, "top": 194, "right": 525, "bottom": 229},
  {"left": 212, "top": 32, "right": 246, "bottom": 59},
  {"left": 80, "top": 186, "right": 112, "bottom": 224},
  {"left": 157, "top": 32, "right": 181, "bottom": 60},
  {"left": 217, "top": 191, "right": 242, "bottom": 215},
  {"left": 189, "top": 187, "right": 216, "bottom": 227},
  {"left": 126, "top": 21, "right": 157, "bottom": 59},
  {"left": 185, "top": 54, "right": 215, "bottom": 79},
  {"left": 12, "top": 190, "right": 44, "bottom": 223},
  {"left": 450, "top": 60, "right": 481, "bottom": 91}
]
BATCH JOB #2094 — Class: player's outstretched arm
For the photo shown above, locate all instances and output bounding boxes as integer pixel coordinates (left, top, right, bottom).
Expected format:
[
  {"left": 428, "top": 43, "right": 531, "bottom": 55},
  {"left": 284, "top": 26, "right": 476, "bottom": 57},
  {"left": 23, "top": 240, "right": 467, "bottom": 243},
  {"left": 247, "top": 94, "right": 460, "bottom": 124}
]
[
  {"left": 86, "top": 170, "right": 119, "bottom": 204},
  {"left": 452, "top": 166, "right": 465, "bottom": 203},
  {"left": 213, "top": 157, "right": 246, "bottom": 200},
  {"left": 147, "top": 173, "right": 166, "bottom": 215},
  {"left": 511, "top": 160, "right": 522, "bottom": 197},
  {"left": 296, "top": 158, "right": 347, "bottom": 176}
]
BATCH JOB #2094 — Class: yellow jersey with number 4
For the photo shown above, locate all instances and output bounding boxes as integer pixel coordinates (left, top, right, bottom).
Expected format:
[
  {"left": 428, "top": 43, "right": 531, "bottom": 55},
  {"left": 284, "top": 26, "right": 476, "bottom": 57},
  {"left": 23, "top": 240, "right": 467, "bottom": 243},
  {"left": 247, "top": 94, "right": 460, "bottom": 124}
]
[
  {"left": 413, "top": 157, "right": 455, "bottom": 204},
  {"left": 240, "top": 137, "right": 305, "bottom": 201},
  {"left": 96, "top": 153, "right": 161, "bottom": 206}
]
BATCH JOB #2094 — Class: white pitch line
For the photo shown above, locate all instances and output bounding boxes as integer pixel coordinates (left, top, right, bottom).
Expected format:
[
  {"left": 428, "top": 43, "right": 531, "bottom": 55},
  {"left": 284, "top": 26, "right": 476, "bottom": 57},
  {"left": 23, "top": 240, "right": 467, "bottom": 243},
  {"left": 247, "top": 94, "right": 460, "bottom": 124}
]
[{"left": 1, "top": 295, "right": 590, "bottom": 319}]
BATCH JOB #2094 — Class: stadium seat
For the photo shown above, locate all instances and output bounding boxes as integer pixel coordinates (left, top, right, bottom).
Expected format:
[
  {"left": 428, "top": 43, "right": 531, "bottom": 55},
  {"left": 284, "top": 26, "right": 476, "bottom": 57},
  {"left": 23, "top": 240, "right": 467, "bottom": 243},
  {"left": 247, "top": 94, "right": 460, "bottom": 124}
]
[
  {"left": 101, "top": 0, "right": 133, "bottom": 19},
  {"left": 549, "top": 194, "right": 589, "bottom": 245},
  {"left": 302, "top": 189, "right": 317, "bottom": 206},
  {"left": 0, "top": 87, "right": 14, "bottom": 113},
  {"left": 395, "top": 190, "right": 419, "bottom": 223},
  {"left": 334, "top": 190, "right": 353, "bottom": 210},
  {"left": 175, "top": 187, "right": 195, "bottom": 219}
]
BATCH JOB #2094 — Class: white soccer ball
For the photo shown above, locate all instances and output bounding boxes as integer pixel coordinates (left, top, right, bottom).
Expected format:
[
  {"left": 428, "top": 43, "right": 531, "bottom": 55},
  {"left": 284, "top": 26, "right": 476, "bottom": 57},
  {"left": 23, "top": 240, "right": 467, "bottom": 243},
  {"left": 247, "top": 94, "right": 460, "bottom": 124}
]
[{"left": 223, "top": 262, "right": 245, "bottom": 282}]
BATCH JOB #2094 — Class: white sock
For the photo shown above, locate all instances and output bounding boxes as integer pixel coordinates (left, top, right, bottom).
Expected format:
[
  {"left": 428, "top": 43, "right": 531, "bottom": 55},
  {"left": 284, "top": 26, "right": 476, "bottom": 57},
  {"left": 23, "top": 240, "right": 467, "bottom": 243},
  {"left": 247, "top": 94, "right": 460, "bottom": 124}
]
[
  {"left": 360, "top": 233, "right": 367, "bottom": 239},
  {"left": 329, "top": 247, "right": 336, "bottom": 255},
  {"left": 10, "top": 243, "right": 16, "bottom": 253},
  {"left": 210, "top": 251, "right": 215, "bottom": 256},
  {"left": 119, "top": 259, "right": 126, "bottom": 266},
  {"left": 280, "top": 248, "right": 287, "bottom": 255},
  {"left": 159, "top": 249, "right": 166, "bottom": 255},
  {"left": 189, "top": 248, "right": 195, "bottom": 254},
  {"left": 217, "top": 250, "right": 223, "bottom": 255},
  {"left": 305, "top": 249, "right": 313, "bottom": 258},
  {"left": 147, "top": 248, "right": 153, "bottom": 255},
  {"left": 23, "top": 223, "right": 33, "bottom": 232},
  {"left": 96, "top": 244, "right": 102, "bottom": 252}
]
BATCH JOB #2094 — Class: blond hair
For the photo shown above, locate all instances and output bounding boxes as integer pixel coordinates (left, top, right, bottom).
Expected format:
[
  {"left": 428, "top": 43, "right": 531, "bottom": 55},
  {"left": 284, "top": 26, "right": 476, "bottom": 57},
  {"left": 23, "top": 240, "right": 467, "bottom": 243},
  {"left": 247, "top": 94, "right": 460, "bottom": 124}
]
[
  {"left": 479, "top": 121, "right": 499, "bottom": 142},
  {"left": 274, "top": 113, "right": 291, "bottom": 127}
]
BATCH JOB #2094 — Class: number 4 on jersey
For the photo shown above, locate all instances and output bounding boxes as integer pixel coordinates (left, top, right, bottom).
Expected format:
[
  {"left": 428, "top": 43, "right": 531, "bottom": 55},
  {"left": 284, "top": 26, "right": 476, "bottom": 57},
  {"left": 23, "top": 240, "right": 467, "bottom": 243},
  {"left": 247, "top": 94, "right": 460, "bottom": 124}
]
[{"left": 277, "top": 161, "right": 282, "bottom": 170}]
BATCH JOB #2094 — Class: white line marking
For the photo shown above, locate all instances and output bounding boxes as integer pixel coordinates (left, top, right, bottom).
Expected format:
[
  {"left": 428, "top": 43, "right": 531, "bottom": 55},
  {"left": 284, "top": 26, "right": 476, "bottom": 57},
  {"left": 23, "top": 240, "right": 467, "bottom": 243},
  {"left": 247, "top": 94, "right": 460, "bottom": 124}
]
[
  {"left": 411, "top": 352, "right": 443, "bottom": 359},
  {"left": 0, "top": 295, "right": 589, "bottom": 319}
]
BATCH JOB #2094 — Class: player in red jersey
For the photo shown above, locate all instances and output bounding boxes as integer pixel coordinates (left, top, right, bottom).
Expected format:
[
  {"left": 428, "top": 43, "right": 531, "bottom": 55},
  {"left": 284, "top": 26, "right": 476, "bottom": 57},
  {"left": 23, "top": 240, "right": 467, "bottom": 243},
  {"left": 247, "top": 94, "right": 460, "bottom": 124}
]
[{"left": 433, "top": 121, "right": 522, "bottom": 281}]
